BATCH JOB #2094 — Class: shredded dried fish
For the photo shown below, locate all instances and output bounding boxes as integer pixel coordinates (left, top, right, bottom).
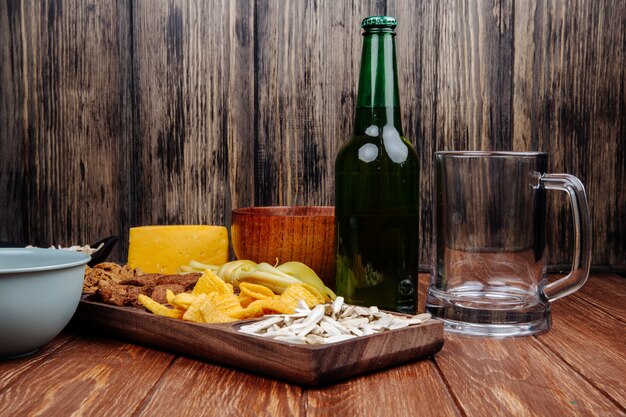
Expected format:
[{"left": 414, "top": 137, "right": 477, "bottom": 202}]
[{"left": 238, "top": 296, "right": 432, "bottom": 345}]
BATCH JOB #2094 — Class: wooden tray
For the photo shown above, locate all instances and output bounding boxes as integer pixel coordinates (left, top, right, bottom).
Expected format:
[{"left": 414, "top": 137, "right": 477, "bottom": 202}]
[{"left": 72, "top": 299, "right": 444, "bottom": 386}]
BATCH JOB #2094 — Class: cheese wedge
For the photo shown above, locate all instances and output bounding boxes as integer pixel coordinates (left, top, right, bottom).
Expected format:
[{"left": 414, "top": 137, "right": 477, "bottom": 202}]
[{"left": 128, "top": 225, "right": 228, "bottom": 274}]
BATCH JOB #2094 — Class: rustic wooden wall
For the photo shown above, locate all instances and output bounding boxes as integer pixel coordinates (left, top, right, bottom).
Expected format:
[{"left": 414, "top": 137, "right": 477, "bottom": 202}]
[{"left": 1, "top": 0, "right": 624, "bottom": 270}]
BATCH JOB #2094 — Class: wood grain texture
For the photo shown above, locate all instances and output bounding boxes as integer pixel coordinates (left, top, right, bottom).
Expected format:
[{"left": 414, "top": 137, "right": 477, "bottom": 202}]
[
  {"left": 575, "top": 273, "right": 626, "bottom": 322},
  {"left": 132, "top": 0, "right": 255, "bottom": 230},
  {"left": 388, "top": 0, "right": 439, "bottom": 266},
  {"left": 0, "top": 0, "right": 624, "bottom": 268},
  {"left": 537, "top": 291, "right": 626, "bottom": 408},
  {"left": 1, "top": 272, "right": 624, "bottom": 416},
  {"left": 306, "top": 360, "right": 462, "bottom": 417},
  {"left": 390, "top": 0, "right": 514, "bottom": 266},
  {"left": 254, "top": 0, "right": 386, "bottom": 206},
  {"left": 0, "top": 335, "right": 174, "bottom": 417},
  {"left": 433, "top": 0, "right": 514, "bottom": 151},
  {"left": 73, "top": 299, "right": 444, "bottom": 386},
  {"left": 0, "top": 332, "right": 74, "bottom": 392},
  {"left": 0, "top": 0, "right": 133, "bottom": 261},
  {"left": 231, "top": 206, "right": 336, "bottom": 285},
  {"left": 137, "top": 358, "right": 303, "bottom": 417},
  {"left": 512, "top": 0, "right": 626, "bottom": 267},
  {"left": 420, "top": 273, "right": 626, "bottom": 414},
  {"left": 435, "top": 335, "right": 619, "bottom": 416}
]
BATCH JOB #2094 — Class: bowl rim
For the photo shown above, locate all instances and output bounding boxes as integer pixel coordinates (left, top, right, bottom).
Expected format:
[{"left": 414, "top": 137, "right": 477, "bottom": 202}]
[
  {"left": 0, "top": 248, "right": 90, "bottom": 274},
  {"left": 232, "top": 206, "right": 334, "bottom": 218}
]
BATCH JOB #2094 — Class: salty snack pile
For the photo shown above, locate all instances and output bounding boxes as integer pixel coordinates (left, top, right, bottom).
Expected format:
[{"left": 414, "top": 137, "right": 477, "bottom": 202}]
[
  {"left": 84, "top": 262, "right": 201, "bottom": 306},
  {"left": 239, "top": 297, "right": 432, "bottom": 344},
  {"left": 83, "top": 262, "right": 135, "bottom": 295},
  {"left": 138, "top": 268, "right": 326, "bottom": 324},
  {"left": 84, "top": 257, "right": 429, "bottom": 343},
  {"left": 181, "top": 259, "right": 336, "bottom": 301}
]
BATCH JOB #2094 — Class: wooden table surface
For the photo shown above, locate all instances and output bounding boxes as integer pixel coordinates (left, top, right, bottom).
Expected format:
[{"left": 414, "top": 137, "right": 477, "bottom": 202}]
[{"left": 1, "top": 272, "right": 624, "bottom": 417}]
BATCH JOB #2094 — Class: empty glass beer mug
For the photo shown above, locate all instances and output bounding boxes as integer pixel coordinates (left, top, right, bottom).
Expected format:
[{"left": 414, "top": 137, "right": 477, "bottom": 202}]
[{"left": 426, "top": 151, "right": 591, "bottom": 336}]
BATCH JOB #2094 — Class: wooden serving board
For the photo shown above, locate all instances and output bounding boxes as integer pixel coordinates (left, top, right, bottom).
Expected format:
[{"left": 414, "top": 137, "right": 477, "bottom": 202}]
[{"left": 72, "top": 299, "right": 444, "bottom": 386}]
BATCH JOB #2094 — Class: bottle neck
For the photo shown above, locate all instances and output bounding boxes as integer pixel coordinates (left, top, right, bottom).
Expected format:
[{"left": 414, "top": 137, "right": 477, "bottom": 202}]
[{"left": 354, "top": 31, "right": 403, "bottom": 135}]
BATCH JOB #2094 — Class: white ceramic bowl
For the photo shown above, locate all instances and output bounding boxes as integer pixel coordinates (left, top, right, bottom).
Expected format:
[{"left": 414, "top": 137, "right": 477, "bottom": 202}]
[{"left": 0, "top": 248, "right": 90, "bottom": 359}]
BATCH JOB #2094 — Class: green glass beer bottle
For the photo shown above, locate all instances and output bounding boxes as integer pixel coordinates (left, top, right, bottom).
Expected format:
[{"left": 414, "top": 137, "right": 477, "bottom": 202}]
[{"left": 335, "top": 16, "right": 419, "bottom": 314}]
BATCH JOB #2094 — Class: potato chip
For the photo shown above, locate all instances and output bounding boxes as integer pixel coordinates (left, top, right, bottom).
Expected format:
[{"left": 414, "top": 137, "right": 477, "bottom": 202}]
[
  {"left": 299, "top": 283, "right": 325, "bottom": 304},
  {"left": 138, "top": 270, "right": 324, "bottom": 323},
  {"left": 227, "top": 304, "right": 264, "bottom": 320},
  {"left": 182, "top": 294, "right": 208, "bottom": 323},
  {"left": 166, "top": 289, "right": 176, "bottom": 305},
  {"left": 238, "top": 294, "right": 254, "bottom": 308},
  {"left": 248, "top": 298, "right": 296, "bottom": 315},
  {"left": 200, "top": 298, "right": 238, "bottom": 323},
  {"left": 239, "top": 282, "right": 275, "bottom": 300},
  {"left": 138, "top": 294, "right": 184, "bottom": 319},
  {"left": 170, "top": 292, "right": 197, "bottom": 310},
  {"left": 207, "top": 292, "right": 242, "bottom": 315},
  {"left": 192, "top": 269, "right": 231, "bottom": 295},
  {"left": 280, "top": 284, "right": 321, "bottom": 308}
]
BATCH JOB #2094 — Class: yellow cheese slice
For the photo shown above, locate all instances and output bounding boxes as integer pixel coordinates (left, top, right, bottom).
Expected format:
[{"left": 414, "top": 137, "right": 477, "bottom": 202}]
[{"left": 128, "top": 225, "right": 228, "bottom": 274}]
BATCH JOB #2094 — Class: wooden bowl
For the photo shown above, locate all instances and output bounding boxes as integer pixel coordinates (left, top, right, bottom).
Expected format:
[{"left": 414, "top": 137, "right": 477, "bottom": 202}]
[{"left": 231, "top": 206, "right": 335, "bottom": 288}]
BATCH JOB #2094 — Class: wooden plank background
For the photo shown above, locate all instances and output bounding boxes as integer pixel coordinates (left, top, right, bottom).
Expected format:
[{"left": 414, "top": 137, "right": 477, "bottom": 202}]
[{"left": 0, "top": 0, "right": 624, "bottom": 270}]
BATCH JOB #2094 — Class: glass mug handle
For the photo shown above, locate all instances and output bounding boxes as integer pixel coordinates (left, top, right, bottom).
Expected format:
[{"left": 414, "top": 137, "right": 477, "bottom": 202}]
[{"left": 541, "top": 174, "right": 592, "bottom": 302}]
